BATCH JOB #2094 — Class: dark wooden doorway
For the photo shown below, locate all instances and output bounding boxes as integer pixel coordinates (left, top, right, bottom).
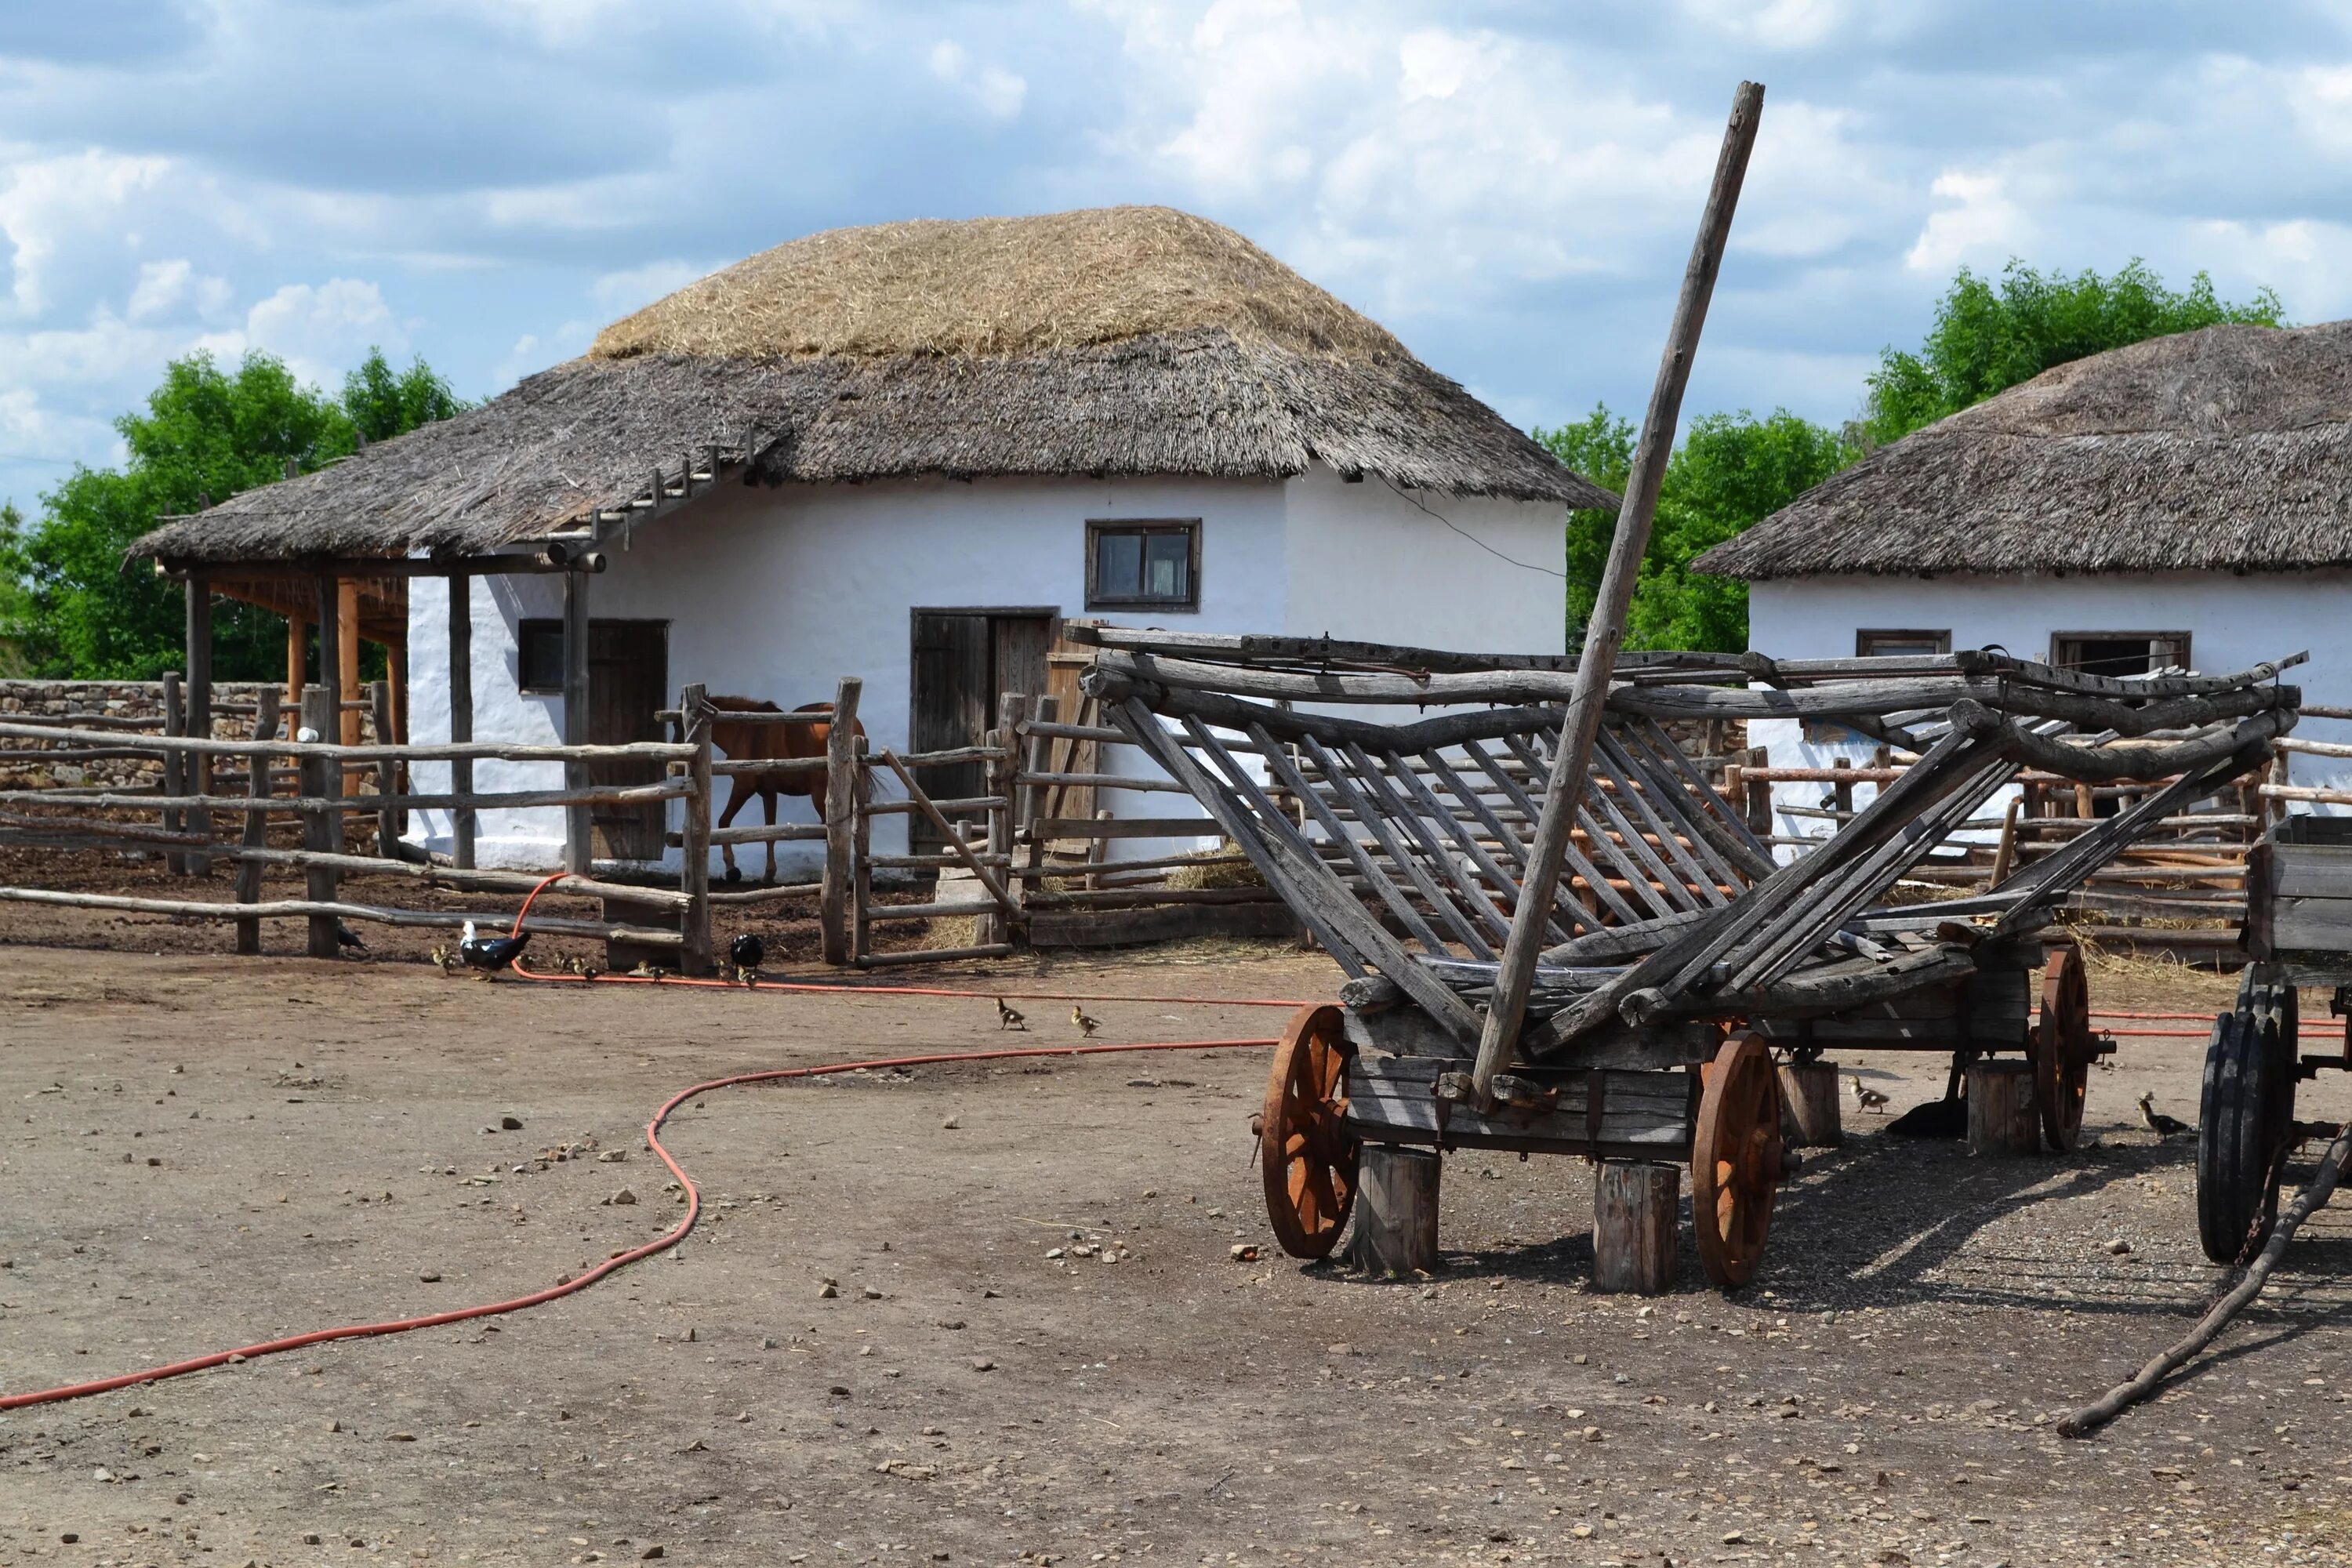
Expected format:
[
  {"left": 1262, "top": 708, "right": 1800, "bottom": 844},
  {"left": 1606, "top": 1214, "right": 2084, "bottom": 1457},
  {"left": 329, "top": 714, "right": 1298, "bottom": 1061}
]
[
  {"left": 909, "top": 608, "right": 1054, "bottom": 850},
  {"left": 586, "top": 619, "right": 670, "bottom": 861}
]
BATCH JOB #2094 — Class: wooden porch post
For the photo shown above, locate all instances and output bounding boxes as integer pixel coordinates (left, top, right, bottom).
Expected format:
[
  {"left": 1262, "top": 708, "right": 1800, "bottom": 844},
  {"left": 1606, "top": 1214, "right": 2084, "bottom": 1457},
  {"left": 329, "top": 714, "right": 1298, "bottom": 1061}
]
[
  {"left": 562, "top": 567, "right": 591, "bottom": 873},
  {"left": 448, "top": 571, "right": 475, "bottom": 869},
  {"left": 313, "top": 575, "right": 344, "bottom": 852},
  {"left": 285, "top": 612, "right": 308, "bottom": 713},
  {"left": 336, "top": 580, "right": 361, "bottom": 746}
]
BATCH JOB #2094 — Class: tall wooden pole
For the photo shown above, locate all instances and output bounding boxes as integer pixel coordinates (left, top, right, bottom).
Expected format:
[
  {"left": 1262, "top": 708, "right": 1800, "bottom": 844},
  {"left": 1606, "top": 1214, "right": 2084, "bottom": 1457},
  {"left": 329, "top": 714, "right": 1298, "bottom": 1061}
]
[
  {"left": 313, "top": 576, "right": 344, "bottom": 851},
  {"left": 1469, "top": 81, "right": 1765, "bottom": 1098}
]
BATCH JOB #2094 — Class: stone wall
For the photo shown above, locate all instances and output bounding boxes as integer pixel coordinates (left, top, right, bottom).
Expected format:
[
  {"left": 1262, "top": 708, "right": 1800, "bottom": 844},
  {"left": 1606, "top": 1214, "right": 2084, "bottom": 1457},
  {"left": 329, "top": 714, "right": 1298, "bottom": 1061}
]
[{"left": 0, "top": 680, "right": 382, "bottom": 790}]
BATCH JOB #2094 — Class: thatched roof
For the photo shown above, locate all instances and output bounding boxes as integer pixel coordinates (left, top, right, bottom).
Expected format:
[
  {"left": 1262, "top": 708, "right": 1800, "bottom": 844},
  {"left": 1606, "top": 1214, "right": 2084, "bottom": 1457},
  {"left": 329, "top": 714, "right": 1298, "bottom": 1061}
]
[
  {"left": 1695, "top": 319, "right": 2352, "bottom": 581},
  {"left": 135, "top": 206, "right": 1610, "bottom": 564}
]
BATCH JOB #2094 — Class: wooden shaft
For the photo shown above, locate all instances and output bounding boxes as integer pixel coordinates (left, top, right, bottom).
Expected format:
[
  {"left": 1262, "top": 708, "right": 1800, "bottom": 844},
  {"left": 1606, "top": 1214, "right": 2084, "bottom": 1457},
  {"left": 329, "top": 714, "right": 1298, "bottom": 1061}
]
[
  {"left": 561, "top": 568, "right": 590, "bottom": 873},
  {"left": 1472, "top": 80, "right": 1763, "bottom": 1098},
  {"left": 2058, "top": 1124, "right": 2352, "bottom": 1437},
  {"left": 0, "top": 718, "right": 693, "bottom": 766},
  {"left": 285, "top": 612, "right": 307, "bottom": 714},
  {"left": 448, "top": 570, "right": 474, "bottom": 869},
  {"left": 818, "top": 676, "right": 860, "bottom": 966},
  {"left": 0, "top": 885, "right": 684, "bottom": 944}
]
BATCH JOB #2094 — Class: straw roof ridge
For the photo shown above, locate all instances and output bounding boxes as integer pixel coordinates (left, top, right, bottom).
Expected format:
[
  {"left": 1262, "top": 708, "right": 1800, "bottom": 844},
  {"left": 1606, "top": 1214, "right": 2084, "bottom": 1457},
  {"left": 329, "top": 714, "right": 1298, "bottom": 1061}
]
[
  {"left": 1696, "top": 318, "right": 2352, "bottom": 581},
  {"left": 588, "top": 205, "right": 1410, "bottom": 365}
]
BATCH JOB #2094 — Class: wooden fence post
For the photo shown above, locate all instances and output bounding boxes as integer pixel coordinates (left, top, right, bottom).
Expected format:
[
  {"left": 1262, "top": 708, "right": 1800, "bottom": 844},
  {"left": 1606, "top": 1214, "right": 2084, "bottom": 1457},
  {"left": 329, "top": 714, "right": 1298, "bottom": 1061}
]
[
  {"left": 980, "top": 692, "right": 1025, "bottom": 949},
  {"left": 851, "top": 731, "right": 873, "bottom": 964},
  {"left": 160, "top": 671, "right": 186, "bottom": 876},
  {"left": 234, "top": 691, "right": 280, "bottom": 955},
  {"left": 679, "top": 683, "right": 713, "bottom": 977},
  {"left": 185, "top": 584, "right": 213, "bottom": 876},
  {"left": 369, "top": 679, "right": 399, "bottom": 856},
  {"left": 299, "top": 685, "right": 341, "bottom": 958},
  {"left": 820, "top": 676, "right": 863, "bottom": 966},
  {"left": 1744, "top": 747, "right": 1773, "bottom": 841}
]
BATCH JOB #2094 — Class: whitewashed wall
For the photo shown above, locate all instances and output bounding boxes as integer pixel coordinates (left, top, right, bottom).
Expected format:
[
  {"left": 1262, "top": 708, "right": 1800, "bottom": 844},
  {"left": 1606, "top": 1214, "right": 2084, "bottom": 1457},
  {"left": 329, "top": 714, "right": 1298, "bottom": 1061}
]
[
  {"left": 1743, "top": 572, "right": 2350, "bottom": 855},
  {"left": 404, "top": 463, "right": 1577, "bottom": 873}
]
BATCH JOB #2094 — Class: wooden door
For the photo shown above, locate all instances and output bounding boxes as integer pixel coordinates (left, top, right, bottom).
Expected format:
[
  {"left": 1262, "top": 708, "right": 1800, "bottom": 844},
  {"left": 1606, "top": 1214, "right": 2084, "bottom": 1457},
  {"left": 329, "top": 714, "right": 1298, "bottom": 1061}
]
[
  {"left": 909, "top": 609, "right": 1056, "bottom": 851},
  {"left": 586, "top": 619, "right": 669, "bottom": 861}
]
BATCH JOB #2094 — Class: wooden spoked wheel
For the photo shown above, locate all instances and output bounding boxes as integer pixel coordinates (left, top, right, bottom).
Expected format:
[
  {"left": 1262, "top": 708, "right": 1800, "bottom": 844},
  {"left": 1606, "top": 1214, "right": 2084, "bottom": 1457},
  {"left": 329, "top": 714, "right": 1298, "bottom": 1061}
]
[
  {"left": 2033, "top": 946, "right": 2096, "bottom": 1152},
  {"left": 1691, "top": 1031, "right": 1783, "bottom": 1290},
  {"left": 1260, "top": 1004, "right": 1360, "bottom": 1260}
]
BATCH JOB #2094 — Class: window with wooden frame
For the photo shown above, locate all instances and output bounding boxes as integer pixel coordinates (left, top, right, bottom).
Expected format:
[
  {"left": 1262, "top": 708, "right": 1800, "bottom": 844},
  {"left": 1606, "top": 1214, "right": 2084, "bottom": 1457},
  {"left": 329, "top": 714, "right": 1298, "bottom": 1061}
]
[
  {"left": 1855, "top": 628, "right": 1951, "bottom": 658},
  {"left": 1086, "top": 519, "right": 1200, "bottom": 612},
  {"left": 517, "top": 619, "right": 565, "bottom": 693},
  {"left": 2049, "top": 631, "right": 2191, "bottom": 680}
]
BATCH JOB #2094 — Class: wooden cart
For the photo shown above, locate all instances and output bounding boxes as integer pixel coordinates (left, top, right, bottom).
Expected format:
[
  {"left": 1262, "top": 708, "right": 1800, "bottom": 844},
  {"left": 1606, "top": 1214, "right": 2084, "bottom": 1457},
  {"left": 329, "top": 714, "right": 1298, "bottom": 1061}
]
[
  {"left": 1078, "top": 630, "right": 2302, "bottom": 1287},
  {"left": 2201, "top": 812, "right": 2352, "bottom": 1261}
]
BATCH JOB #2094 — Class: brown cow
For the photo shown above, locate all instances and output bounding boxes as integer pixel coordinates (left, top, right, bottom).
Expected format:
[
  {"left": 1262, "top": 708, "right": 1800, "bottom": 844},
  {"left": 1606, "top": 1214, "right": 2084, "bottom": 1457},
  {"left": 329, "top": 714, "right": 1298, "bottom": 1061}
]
[{"left": 707, "top": 696, "right": 865, "bottom": 884}]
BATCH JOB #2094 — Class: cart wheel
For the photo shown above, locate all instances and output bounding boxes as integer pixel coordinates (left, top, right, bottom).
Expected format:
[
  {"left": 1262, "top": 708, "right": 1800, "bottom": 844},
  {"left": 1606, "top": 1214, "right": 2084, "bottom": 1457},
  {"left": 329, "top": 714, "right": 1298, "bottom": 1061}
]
[
  {"left": 2032, "top": 946, "right": 2096, "bottom": 1151},
  {"left": 1259, "top": 1004, "right": 1359, "bottom": 1260},
  {"left": 2196, "top": 965, "right": 2298, "bottom": 1264},
  {"left": 1691, "top": 1031, "right": 1782, "bottom": 1290}
]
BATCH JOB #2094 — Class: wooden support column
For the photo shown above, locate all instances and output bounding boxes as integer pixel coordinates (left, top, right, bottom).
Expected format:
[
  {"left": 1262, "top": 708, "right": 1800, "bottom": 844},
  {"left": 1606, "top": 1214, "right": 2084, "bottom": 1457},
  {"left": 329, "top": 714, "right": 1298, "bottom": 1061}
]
[
  {"left": 368, "top": 680, "right": 399, "bottom": 855},
  {"left": 978, "top": 691, "right": 1025, "bottom": 949},
  {"left": 678, "top": 683, "right": 714, "bottom": 978},
  {"left": 1592, "top": 1161, "right": 1679, "bottom": 1294},
  {"left": 1346, "top": 1145, "right": 1441, "bottom": 1276},
  {"left": 448, "top": 570, "right": 475, "bottom": 869},
  {"left": 819, "top": 676, "right": 863, "bottom": 966},
  {"left": 1965, "top": 1060, "right": 2039, "bottom": 1156},
  {"left": 336, "top": 580, "right": 361, "bottom": 747},
  {"left": 1470, "top": 82, "right": 1763, "bottom": 1093},
  {"left": 561, "top": 568, "right": 591, "bottom": 874},
  {"left": 313, "top": 575, "right": 341, "bottom": 731},
  {"left": 160, "top": 671, "right": 186, "bottom": 875},
  {"left": 299, "top": 685, "right": 341, "bottom": 959},
  {"left": 1777, "top": 1061, "right": 1843, "bottom": 1149},
  {"left": 184, "top": 583, "right": 214, "bottom": 875},
  {"left": 285, "top": 612, "right": 308, "bottom": 714},
  {"left": 384, "top": 638, "right": 406, "bottom": 746},
  {"left": 234, "top": 691, "right": 279, "bottom": 956}
]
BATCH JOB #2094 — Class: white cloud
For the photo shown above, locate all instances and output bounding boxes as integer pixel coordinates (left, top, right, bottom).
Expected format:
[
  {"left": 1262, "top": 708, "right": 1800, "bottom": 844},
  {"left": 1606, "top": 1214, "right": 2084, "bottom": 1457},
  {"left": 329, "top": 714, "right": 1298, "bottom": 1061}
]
[
  {"left": 1677, "top": 0, "right": 1850, "bottom": 49},
  {"left": 927, "top": 38, "right": 1029, "bottom": 120},
  {"left": 127, "top": 259, "right": 192, "bottom": 321},
  {"left": 0, "top": 148, "right": 173, "bottom": 319},
  {"left": 590, "top": 259, "right": 713, "bottom": 318},
  {"left": 1904, "top": 169, "right": 2030, "bottom": 274},
  {"left": 233, "top": 278, "right": 408, "bottom": 388}
]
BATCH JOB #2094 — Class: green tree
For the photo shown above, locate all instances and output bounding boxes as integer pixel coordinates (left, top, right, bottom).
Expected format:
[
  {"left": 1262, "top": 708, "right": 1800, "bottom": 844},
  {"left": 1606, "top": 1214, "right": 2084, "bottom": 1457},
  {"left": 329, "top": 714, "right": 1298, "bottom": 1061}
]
[
  {"left": 0, "top": 503, "right": 31, "bottom": 675},
  {"left": 1863, "top": 259, "right": 2285, "bottom": 445},
  {"left": 1538, "top": 407, "right": 1854, "bottom": 652},
  {"left": 0, "top": 348, "right": 466, "bottom": 679}
]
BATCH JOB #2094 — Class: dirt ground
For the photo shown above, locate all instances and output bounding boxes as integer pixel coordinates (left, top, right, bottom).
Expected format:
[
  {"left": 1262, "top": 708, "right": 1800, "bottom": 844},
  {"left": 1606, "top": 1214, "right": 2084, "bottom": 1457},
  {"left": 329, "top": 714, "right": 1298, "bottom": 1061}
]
[{"left": 3, "top": 926, "right": 2351, "bottom": 1568}]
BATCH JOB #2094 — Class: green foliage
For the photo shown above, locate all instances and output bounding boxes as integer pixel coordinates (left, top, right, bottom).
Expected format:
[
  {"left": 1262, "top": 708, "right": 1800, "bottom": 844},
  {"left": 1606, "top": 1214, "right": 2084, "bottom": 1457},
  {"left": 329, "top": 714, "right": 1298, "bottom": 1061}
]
[
  {"left": 1537, "top": 408, "right": 1856, "bottom": 652},
  {"left": 0, "top": 503, "right": 30, "bottom": 675},
  {"left": 1863, "top": 260, "right": 2285, "bottom": 445},
  {"left": 0, "top": 348, "right": 466, "bottom": 680}
]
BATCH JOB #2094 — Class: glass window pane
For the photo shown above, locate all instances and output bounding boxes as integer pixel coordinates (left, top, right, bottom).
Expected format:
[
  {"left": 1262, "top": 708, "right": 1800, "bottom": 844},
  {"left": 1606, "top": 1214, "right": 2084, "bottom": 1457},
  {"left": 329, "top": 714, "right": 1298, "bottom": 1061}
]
[
  {"left": 1095, "top": 532, "right": 1142, "bottom": 598},
  {"left": 1143, "top": 531, "right": 1190, "bottom": 601}
]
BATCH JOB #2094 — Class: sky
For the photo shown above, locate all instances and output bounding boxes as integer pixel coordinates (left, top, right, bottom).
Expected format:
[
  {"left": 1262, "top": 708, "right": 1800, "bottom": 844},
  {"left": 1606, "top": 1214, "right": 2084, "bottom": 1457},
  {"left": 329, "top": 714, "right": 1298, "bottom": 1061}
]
[{"left": 3, "top": 0, "right": 2351, "bottom": 515}]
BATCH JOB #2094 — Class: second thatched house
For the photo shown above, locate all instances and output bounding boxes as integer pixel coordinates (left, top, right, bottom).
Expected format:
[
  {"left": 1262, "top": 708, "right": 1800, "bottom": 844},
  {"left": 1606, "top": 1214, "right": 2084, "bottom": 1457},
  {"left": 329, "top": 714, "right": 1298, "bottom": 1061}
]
[
  {"left": 1694, "top": 318, "right": 2352, "bottom": 812},
  {"left": 132, "top": 206, "right": 1609, "bottom": 871}
]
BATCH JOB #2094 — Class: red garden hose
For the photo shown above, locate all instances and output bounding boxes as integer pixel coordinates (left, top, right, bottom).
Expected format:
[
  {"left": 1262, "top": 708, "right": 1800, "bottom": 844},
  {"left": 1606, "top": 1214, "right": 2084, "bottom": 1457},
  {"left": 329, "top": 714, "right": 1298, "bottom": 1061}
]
[{"left": 1, "top": 875, "right": 1295, "bottom": 1411}]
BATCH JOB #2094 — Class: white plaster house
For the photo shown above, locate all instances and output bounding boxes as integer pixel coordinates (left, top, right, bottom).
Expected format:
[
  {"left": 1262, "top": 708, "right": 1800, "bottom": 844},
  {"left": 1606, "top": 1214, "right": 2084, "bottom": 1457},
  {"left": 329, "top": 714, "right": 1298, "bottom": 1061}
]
[
  {"left": 135, "top": 207, "right": 1611, "bottom": 873},
  {"left": 1694, "top": 320, "right": 2352, "bottom": 848}
]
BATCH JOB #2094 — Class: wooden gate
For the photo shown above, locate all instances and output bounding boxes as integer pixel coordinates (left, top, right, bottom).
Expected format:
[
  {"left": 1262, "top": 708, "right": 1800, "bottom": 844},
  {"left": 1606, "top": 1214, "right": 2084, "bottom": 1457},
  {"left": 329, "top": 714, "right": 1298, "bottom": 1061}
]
[
  {"left": 586, "top": 619, "right": 670, "bottom": 861},
  {"left": 909, "top": 608, "right": 1052, "bottom": 850}
]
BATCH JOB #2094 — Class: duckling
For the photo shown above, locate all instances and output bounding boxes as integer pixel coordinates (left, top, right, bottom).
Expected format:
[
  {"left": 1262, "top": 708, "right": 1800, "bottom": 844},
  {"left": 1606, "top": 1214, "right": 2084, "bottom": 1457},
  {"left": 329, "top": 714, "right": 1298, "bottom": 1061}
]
[
  {"left": 428, "top": 944, "right": 454, "bottom": 975},
  {"left": 2138, "top": 1092, "right": 2190, "bottom": 1138},
  {"left": 735, "top": 964, "right": 760, "bottom": 988},
  {"left": 1850, "top": 1074, "right": 1890, "bottom": 1114},
  {"left": 995, "top": 997, "right": 1026, "bottom": 1032},
  {"left": 628, "top": 960, "right": 668, "bottom": 981},
  {"left": 1071, "top": 1005, "right": 1099, "bottom": 1039}
]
